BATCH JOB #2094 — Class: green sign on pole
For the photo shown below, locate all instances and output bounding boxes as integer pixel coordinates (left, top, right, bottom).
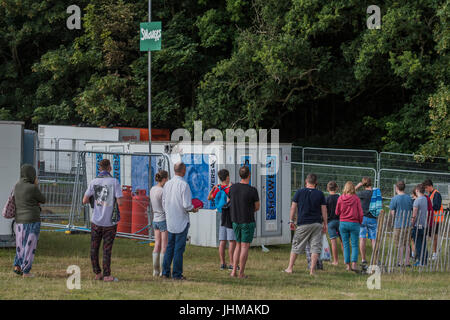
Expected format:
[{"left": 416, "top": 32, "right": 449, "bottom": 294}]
[{"left": 140, "top": 22, "right": 161, "bottom": 51}]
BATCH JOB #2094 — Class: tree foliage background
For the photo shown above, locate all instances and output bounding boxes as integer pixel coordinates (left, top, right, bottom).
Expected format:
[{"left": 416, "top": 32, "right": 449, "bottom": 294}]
[{"left": 0, "top": 0, "right": 448, "bottom": 158}]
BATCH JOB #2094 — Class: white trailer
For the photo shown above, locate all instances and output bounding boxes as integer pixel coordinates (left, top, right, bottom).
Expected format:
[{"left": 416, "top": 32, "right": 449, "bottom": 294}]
[
  {"left": 84, "top": 141, "right": 292, "bottom": 247},
  {"left": 38, "top": 125, "right": 121, "bottom": 174},
  {"left": 0, "top": 121, "right": 24, "bottom": 247}
]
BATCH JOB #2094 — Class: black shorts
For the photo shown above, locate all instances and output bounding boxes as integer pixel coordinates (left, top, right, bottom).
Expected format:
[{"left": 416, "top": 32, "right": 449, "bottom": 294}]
[{"left": 428, "top": 223, "right": 440, "bottom": 236}]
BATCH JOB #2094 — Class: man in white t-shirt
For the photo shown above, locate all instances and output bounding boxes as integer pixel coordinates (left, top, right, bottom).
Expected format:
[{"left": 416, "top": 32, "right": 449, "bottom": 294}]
[{"left": 83, "top": 159, "right": 123, "bottom": 282}]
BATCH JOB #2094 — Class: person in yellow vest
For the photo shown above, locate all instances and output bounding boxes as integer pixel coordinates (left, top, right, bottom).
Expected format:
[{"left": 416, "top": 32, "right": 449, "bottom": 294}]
[{"left": 423, "top": 179, "right": 443, "bottom": 261}]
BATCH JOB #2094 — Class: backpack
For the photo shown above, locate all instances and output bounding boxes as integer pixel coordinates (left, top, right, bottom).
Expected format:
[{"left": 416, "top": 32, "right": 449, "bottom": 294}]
[
  {"left": 214, "top": 185, "right": 232, "bottom": 229},
  {"left": 214, "top": 185, "right": 230, "bottom": 213},
  {"left": 369, "top": 188, "right": 382, "bottom": 217}
]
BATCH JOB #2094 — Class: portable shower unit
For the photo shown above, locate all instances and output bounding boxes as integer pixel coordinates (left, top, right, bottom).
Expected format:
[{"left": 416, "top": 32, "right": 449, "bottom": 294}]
[
  {"left": 0, "top": 121, "right": 24, "bottom": 247},
  {"left": 83, "top": 141, "right": 292, "bottom": 247}
]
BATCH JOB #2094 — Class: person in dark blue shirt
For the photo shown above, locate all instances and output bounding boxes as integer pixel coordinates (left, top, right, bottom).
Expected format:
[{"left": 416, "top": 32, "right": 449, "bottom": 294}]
[{"left": 284, "top": 174, "right": 327, "bottom": 276}]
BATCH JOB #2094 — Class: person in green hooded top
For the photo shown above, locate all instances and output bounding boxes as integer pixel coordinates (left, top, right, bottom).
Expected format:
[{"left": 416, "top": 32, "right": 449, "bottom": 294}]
[{"left": 13, "top": 164, "right": 46, "bottom": 277}]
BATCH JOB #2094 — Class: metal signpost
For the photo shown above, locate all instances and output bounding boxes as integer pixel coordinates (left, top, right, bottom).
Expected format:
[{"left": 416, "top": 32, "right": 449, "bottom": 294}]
[{"left": 140, "top": 1, "right": 162, "bottom": 241}]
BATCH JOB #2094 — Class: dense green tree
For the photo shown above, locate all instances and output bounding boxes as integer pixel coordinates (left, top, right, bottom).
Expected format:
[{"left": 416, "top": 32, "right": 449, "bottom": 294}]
[{"left": 0, "top": 0, "right": 448, "bottom": 159}]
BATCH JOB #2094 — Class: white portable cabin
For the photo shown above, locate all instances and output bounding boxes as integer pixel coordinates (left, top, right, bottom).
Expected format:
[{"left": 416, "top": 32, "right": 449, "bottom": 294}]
[
  {"left": 0, "top": 121, "right": 24, "bottom": 247},
  {"left": 38, "top": 125, "right": 122, "bottom": 174},
  {"left": 84, "top": 141, "right": 292, "bottom": 248}
]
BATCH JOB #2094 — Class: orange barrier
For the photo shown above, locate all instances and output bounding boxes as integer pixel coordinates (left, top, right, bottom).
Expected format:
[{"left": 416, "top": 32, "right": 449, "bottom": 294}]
[
  {"left": 131, "top": 189, "right": 150, "bottom": 235},
  {"left": 117, "top": 186, "right": 132, "bottom": 233}
]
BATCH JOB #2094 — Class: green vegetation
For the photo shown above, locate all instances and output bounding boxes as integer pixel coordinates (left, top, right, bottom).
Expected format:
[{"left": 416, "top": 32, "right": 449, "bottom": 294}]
[
  {"left": 1, "top": 231, "right": 450, "bottom": 299},
  {"left": 0, "top": 0, "right": 449, "bottom": 157}
]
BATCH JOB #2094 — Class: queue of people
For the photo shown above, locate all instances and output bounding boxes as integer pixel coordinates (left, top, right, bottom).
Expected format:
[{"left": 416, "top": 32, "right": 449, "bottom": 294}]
[{"left": 5, "top": 160, "right": 445, "bottom": 280}]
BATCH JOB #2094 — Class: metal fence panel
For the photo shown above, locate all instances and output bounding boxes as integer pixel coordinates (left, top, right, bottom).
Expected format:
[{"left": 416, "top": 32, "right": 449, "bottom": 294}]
[
  {"left": 37, "top": 149, "right": 84, "bottom": 230},
  {"left": 378, "top": 168, "right": 450, "bottom": 202},
  {"left": 37, "top": 148, "right": 171, "bottom": 241},
  {"left": 379, "top": 152, "right": 449, "bottom": 172},
  {"left": 303, "top": 147, "right": 378, "bottom": 169},
  {"left": 71, "top": 150, "right": 170, "bottom": 241},
  {"left": 291, "top": 162, "right": 377, "bottom": 196}
]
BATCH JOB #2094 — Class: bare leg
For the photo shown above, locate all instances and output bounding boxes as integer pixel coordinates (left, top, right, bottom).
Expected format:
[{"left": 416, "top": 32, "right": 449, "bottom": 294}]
[
  {"left": 310, "top": 253, "right": 319, "bottom": 275},
  {"left": 359, "top": 238, "right": 367, "bottom": 262},
  {"left": 161, "top": 230, "right": 168, "bottom": 254},
  {"left": 238, "top": 242, "right": 250, "bottom": 278},
  {"left": 219, "top": 240, "right": 226, "bottom": 266},
  {"left": 154, "top": 229, "right": 161, "bottom": 253},
  {"left": 231, "top": 242, "right": 241, "bottom": 277},
  {"left": 285, "top": 252, "right": 298, "bottom": 273},
  {"left": 228, "top": 240, "right": 236, "bottom": 267},
  {"left": 331, "top": 238, "right": 339, "bottom": 265}
]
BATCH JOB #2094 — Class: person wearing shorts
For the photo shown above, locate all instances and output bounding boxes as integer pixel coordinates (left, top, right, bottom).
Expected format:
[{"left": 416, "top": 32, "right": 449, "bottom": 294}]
[
  {"left": 208, "top": 169, "right": 236, "bottom": 270},
  {"left": 356, "top": 177, "right": 377, "bottom": 265},
  {"left": 229, "top": 166, "right": 260, "bottom": 279},
  {"left": 232, "top": 222, "right": 256, "bottom": 243},
  {"left": 150, "top": 170, "right": 169, "bottom": 277},
  {"left": 324, "top": 181, "right": 341, "bottom": 266},
  {"left": 389, "top": 181, "right": 413, "bottom": 266},
  {"left": 284, "top": 174, "right": 327, "bottom": 276}
]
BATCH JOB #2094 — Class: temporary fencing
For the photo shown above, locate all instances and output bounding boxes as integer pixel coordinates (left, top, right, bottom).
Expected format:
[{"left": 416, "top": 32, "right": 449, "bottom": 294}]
[
  {"left": 370, "top": 209, "right": 450, "bottom": 273},
  {"left": 378, "top": 168, "right": 450, "bottom": 201},
  {"left": 292, "top": 147, "right": 379, "bottom": 188},
  {"left": 379, "top": 152, "right": 449, "bottom": 172},
  {"left": 291, "top": 162, "right": 377, "bottom": 195},
  {"left": 37, "top": 148, "right": 170, "bottom": 241},
  {"left": 38, "top": 149, "right": 82, "bottom": 230},
  {"left": 291, "top": 147, "right": 449, "bottom": 202}
]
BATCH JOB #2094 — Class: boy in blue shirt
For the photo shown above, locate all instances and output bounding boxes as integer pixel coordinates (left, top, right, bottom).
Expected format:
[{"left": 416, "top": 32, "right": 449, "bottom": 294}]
[{"left": 389, "top": 181, "right": 413, "bottom": 266}]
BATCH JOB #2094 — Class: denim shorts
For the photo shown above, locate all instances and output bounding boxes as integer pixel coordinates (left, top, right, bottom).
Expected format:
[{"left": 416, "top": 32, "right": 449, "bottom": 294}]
[
  {"left": 327, "top": 220, "right": 340, "bottom": 239},
  {"left": 359, "top": 216, "right": 377, "bottom": 240},
  {"left": 219, "top": 226, "right": 236, "bottom": 241},
  {"left": 153, "top": 220, "right": 167, "bottom": 232}
]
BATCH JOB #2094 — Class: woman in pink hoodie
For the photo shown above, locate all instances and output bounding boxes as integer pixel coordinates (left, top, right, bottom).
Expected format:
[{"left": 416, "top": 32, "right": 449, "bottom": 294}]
[{"left": 336, "top": 181, "right": 364, "bottom": 271}]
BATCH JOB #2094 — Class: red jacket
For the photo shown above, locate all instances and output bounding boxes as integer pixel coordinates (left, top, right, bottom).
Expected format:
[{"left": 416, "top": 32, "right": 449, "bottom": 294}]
[{"left": 336, "top": 194, "right": 364, "bottom": 224}]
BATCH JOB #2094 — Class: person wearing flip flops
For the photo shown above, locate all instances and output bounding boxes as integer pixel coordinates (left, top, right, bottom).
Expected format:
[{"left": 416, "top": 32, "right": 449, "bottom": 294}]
[
  {"left": 13, "top": 164, "right": 46, "bottom": 278},
  {"left": 83, "top": 159, "right": 123, "bottom": 282}
]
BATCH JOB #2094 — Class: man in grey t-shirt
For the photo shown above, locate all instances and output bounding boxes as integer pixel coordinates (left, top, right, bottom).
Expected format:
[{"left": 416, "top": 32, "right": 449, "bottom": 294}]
[{"left": 411, "top": 184, "right": 429, "bottom": 266}]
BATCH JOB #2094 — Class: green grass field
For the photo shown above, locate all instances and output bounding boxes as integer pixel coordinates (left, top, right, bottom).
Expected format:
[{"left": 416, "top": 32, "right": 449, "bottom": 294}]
[{"left": 1, "top": 230, "right": 450, "bottom": 300}]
